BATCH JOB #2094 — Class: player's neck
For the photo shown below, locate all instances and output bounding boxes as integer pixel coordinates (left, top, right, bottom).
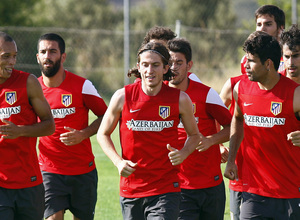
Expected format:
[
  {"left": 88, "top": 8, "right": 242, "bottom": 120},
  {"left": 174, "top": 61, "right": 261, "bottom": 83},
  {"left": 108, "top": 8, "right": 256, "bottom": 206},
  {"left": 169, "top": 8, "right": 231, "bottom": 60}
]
[
  {"left": 169, "top": 77, "right": 189, "bottom": 92},
  {"left": 257, "top": 70, "right": 280, "bottom": 90},
  {"left": 141, "top": 81, "right": 163, "bottom": 96}
]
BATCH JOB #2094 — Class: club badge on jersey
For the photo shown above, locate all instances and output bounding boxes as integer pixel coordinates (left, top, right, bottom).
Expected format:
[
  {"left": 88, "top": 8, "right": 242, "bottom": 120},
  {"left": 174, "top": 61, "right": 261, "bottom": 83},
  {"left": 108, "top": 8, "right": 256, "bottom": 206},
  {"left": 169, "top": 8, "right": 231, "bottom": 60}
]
[
  {"left": 6, "top": 91, "right": 17, "bottom": 105},
  {"left": 159, "top": 106, "right": 170, "bottom": 119},
  {"left": 271, "top": 102, "right": 282, "bottom": 116},
  {"left": 62, "top": 94, "right": 72, "bottom": 107}
]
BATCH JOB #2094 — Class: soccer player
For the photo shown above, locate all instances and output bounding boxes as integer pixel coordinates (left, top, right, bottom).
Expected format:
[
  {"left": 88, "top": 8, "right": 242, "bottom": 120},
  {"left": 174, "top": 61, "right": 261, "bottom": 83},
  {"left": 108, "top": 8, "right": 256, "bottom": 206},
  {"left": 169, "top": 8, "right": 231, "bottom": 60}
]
[
  {"left": 97, "top": 42, "right": 202, "bottom": 220},
  {"left": 219, "top": 5, "right": 286, "bottom": 219},
  {"left": 0, "top": 32, "right": 55, "bottom": 219},
  {"left": 281, "top": 24, "right": 300, "bottom": 84},
  {"left": 280, "top": 25, "right": 300, "bottom": 147},
  {"left": 167, "top": 37, "right": 232, "bottom": 220},
  {"left": 224, "top": 31, "right": 300, "bottom": 219},
  {"left": 240, "top": 5, "right": 285, "bottom": 74},
  {"left": 36, "top": 33, "right": 107, "bottom": 220}
]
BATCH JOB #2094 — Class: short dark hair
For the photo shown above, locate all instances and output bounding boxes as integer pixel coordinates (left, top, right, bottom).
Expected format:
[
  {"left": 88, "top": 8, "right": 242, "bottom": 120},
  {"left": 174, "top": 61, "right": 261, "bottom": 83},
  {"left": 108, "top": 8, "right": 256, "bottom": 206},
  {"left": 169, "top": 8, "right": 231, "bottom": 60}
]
[
  {"left": 142, "top": 26, "right": 176, "bottom": 45},
  {"left": 0, "top": 32, "right": 14, "bottom": 42},
  {"left": 38, "top": 33, "right": 65, "bottom": 54},
  {"left": 280, "top": 24, "right": 300, "bottom": 51},
  {"left": 243, "top": 31, "right": 282, "bottom": 71},
  {"left": 168, "top": 38, "right": 192, "bottom": 63},
  {"left": 255, "top": 5, "right": 285, "bottom": 29},
  {"left": 128, "top": 42, "right": 174, "bottom": 80}
]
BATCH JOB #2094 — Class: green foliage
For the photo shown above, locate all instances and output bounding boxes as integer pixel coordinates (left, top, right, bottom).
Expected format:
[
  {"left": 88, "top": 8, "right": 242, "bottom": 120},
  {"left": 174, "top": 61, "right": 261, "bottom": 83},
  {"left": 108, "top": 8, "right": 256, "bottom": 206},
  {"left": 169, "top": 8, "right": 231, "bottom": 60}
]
[
  {"left": 165, "top": 0, "right": 219, "bottom": 28},
  {"left": 30, "top": 0, "right": 122, "bottom": 29},
  {"left": 0, "top": 0, "right": 39, "bottom": 26}
]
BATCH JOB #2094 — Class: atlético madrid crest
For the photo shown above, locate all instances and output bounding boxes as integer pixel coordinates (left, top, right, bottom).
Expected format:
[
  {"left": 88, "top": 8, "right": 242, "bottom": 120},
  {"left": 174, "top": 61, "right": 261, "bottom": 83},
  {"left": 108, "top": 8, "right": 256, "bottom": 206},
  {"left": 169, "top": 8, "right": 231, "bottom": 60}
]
[
  {"left": 62, "top": 94, "right": 72, "bottom": 107},
  {"left": 159, "top": 106, "right": 170, "bottom": 119},
  {"left": 5, "top": 91, "right": 17, "bottom": 105},
  {"left": 270, "top": 102, "right": 282, "bottom": 116}
]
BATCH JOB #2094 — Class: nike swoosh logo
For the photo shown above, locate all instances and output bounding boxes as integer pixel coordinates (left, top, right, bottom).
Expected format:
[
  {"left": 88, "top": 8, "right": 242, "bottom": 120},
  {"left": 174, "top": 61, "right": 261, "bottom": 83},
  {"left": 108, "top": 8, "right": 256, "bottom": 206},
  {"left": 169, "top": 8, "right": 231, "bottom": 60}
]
[
  {"left": 243, "top": 103, "right": 253, "bottom": 106},
  {"left": 130, "top": 109, "right": 141, "bottom": 113}
]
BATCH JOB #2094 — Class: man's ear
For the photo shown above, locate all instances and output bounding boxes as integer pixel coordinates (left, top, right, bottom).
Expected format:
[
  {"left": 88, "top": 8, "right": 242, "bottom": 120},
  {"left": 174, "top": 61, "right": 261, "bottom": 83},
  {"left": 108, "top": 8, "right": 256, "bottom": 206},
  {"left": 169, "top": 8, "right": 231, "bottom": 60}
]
[{"left": 187, "top": 60, "right": 193, "bottom": 71}]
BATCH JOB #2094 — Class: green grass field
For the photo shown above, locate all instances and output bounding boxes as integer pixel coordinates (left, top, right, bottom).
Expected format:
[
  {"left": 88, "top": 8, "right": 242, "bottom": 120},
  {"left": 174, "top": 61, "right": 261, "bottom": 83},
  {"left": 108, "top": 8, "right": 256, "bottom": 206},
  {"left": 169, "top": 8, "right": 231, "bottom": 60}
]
[{"left": 64, "top": 116, "right": 232, "bottom": 220}]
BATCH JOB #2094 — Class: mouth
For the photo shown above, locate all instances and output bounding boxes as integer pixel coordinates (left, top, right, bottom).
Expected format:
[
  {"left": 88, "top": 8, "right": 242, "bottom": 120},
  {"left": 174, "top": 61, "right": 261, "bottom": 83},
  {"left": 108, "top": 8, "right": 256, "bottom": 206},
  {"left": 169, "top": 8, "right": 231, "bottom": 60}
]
[
  {"left": 43, "top": 60, "right": 53, "bottom": 68},
  {"left": 146, "top": 75, "right": 155, "bottom": 81},
  {"left": 288, "top": 67, "right": 297, "bottom": 73},
  {"left": 5, "top": 67, "right": 13, "bottom": 73}
]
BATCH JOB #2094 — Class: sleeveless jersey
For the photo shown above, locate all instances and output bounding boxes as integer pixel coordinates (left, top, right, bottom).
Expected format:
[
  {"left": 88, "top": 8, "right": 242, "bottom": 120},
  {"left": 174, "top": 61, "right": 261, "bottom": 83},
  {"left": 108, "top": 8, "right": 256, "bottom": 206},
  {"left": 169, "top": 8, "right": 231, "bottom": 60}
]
[
  {"left": 177, "top": 80, "right": 232, "bottom": 189},
  {"left": 238, "top": 76, "right": 300, "bottom": 198},
  {"left": 229, "top": 74, "right": 247, "bottom": 192},
  {"left": 38, "top": 70, "right": 107, "bottom": 175},
  {"left": 0, "top": 70, "right": 42, "bottom": 189},
  {"left": 120, "top": 81, "right": 181, "bottom": 198}
]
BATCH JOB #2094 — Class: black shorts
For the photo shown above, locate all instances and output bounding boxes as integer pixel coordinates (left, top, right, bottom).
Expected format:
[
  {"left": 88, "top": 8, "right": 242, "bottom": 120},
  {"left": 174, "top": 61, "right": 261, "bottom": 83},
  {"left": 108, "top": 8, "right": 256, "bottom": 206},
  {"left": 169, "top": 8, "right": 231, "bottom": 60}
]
[
  {"left": 229, "top": 188, "right": 242, "bottom": 220},
  {"left": 179, "top": 181, "right": 226, "bottom": 220},
  {"left": 120, "top": 192, "right": 181, "bottom": 220},
  {"left": 0, "top": 184, "right": 45, "bottom": 220},
  {"left": 241, "top": 192, "right": 300, "bottom": 220},
  {"left": 42, "top": 169, "right": 98, "bottom": 220}
]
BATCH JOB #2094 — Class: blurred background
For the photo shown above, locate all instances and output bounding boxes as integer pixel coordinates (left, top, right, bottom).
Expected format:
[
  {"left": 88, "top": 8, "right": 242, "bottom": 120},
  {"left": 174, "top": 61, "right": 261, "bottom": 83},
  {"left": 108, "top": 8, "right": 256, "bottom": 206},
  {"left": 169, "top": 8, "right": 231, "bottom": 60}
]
[{"left": 1, "top": 0, "right": 299, "bottom": 99}]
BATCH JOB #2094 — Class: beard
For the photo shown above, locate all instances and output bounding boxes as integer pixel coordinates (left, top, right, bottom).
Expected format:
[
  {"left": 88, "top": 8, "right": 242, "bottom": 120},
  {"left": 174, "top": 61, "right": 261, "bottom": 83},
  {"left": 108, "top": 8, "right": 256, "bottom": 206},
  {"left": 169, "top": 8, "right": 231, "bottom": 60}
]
[{"left": 39, "top": 58, "right": 61, "bottom": 77}]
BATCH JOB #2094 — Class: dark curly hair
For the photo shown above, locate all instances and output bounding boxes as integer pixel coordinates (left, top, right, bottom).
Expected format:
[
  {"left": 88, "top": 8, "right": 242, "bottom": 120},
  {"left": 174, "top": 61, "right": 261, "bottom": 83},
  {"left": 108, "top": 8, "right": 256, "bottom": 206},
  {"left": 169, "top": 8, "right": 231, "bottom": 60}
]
[
  {"left": 280, "top": 24, "right": 300, "bottom": 51},
  {"left": 127, "top": 42, "right": 174, "bottom": 81},
  {"left": 142, "top": 26, "right": 176, "bottom": 45},
  {"left": 243, "top": 31, "right": 282, "bottom": 71}
]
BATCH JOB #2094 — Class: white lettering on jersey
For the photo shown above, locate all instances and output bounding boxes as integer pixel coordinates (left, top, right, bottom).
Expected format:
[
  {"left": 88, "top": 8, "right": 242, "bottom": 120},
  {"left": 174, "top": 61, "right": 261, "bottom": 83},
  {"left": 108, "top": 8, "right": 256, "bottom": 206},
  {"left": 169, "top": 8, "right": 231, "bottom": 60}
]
[
  {"left": 51, "top": 107, "right": 75, "bottom": 118},
  {"left": 244, "top": 113, "right": 285, "bottom": 128},
  {"left": 178, "top": 117, "right": 199, "bottom": 128},
  {"left": 126, "top": 119, "right": 174, "bottom": 131},
  {"left": 0, "top": 106, "right": 21, "bottom": 119}
]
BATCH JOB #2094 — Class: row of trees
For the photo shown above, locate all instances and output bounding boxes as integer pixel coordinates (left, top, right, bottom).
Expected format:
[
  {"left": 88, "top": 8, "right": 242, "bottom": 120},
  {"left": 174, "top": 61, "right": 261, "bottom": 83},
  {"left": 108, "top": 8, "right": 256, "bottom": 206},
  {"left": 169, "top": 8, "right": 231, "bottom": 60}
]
[{"left": 1, "top": 0, "right": 298, "bottom": 97}]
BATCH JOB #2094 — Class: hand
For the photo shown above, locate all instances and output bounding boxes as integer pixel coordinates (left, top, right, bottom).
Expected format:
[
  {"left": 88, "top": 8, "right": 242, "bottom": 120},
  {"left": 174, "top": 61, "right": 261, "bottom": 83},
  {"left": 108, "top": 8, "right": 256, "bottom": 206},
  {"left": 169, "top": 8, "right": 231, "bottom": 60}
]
[
  {"left": 287, "top": 131, "right": 300, "bottom": 146},
  {"left": 0, "top": 119, "right": 20, "bottom": 139},
  {"left": 59, "top": 126, "right": 85, "bottom": 146},
  {"left": 116, "top": 160, "right": 137, "bottom": 177},
  {"left": 224, "top": 161, "right": 238, "bottom": 181},
  {"left": 167, "top": 144, "right": 185, "bottom": 166},
  {"left": 196, "top": 136, "right": 213, "bottom": 152},
  {"left": 220, "top": 145, "right": 229, "bottom": 163}
]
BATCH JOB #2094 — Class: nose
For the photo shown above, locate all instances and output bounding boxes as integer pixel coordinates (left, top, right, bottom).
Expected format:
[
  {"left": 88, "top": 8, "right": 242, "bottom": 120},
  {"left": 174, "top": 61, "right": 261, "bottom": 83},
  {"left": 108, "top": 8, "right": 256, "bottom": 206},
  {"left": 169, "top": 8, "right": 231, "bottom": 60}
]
[
  {"left": 44, "top": 51, "right": 51, "bottom": 59},
  {"left": 170, "top": 62, "right": 178, "bottom": 70},
  {"left": 259, "top": 25, "right": 267, "bottom": 32}
]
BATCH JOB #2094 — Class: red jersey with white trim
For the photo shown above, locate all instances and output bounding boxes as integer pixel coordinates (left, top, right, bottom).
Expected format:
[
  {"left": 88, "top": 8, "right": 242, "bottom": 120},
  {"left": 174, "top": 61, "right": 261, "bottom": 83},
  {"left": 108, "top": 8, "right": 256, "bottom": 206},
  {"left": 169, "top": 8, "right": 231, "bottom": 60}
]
[
  {"left": 229, "top": 74, "right": 247, "bottom": 192},
  {"left": 0, "top": 70, "right": 42, "bottom": 189},
  {"left": 176, "top": 80, "right": 232, "bottom": 189},
  {"left": 241, "top": 55, "right": 285, "bottom": 74},
  {"left": 38, "top": 70, "right": 107, "bottom": 175},
  {"left": 238, "top": 76, "right": 300, "bottom": 198},
  {"left": 120, "top": 81, "right": 181, "bottom": 198}
]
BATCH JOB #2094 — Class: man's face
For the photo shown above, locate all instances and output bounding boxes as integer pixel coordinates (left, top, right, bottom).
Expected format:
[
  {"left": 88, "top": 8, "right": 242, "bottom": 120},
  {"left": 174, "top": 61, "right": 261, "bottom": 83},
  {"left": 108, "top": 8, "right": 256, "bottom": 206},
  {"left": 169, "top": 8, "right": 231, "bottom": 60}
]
[
  {"left": 169, "top": 51, "right": 191, "bottom": 86},
  {"left": 244, "top": 53, "right": 268, "bottom": 82},
  {"left": 137, "top": 51, "right": 168, "bottom": 88},
  {"left": 0, "top": 40, "right": 17, "bottom": 83},
  {"left": 256, "top": 14, "right": 282, "bottom": 40},
  {"left": 283, "top": 44, "right": 300, "bottom": 79},
  {"left": 37, "top": 40, "right": 63, "bottom": 77}
]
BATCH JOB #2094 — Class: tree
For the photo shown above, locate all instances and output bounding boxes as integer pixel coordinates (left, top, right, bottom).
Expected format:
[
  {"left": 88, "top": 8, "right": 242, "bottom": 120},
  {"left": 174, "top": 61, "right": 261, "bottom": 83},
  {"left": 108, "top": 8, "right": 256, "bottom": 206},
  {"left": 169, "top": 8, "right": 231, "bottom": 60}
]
[{"left": 0, "top": 0, "right": 39, "bottom": 26}]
